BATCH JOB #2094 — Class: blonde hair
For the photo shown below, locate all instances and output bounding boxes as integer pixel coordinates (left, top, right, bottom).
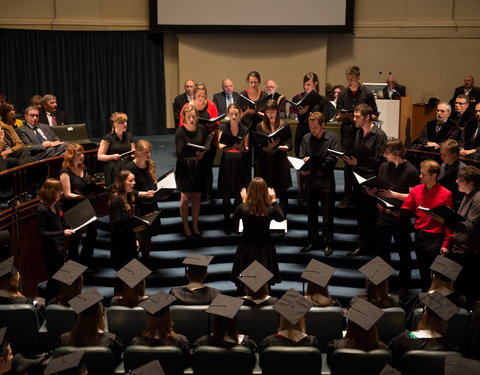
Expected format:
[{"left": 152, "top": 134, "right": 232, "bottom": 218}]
[
  {"left": 110, "top": 112, "right": 128, "bottom": 133},
  {"left": 134, "top": 140, "right": 157, "bottom": 182}
]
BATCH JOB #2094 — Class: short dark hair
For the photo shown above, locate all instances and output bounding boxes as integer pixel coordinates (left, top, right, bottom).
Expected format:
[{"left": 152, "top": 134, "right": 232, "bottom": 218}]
[
  {"left": 345, "top": 66, "right": 360, "bottom": 77},
  {"left": 456, "top": 94, "right": 470, "bottom": 104},
  {"left": 420, "top": 159, "right": 440, "bottom": 177},
  {"left": 384, "top": 139, "right": 406, "bottom": 159},
  {"left": 354, "top": 103, "right": 373, "bottom": 118},
  {"left": 457, "top": 165, "right": 480, "bottom": 188},
  {"left": 308, "top": 112, "right": 325, "bottom": 125}
]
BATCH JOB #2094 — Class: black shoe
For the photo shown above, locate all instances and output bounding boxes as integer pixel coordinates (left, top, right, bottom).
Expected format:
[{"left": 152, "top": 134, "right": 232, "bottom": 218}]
[
  {"left": 346, "top": 248, "right": 362, "bottom": 256},
  {"left": 324, "top": 246, "right": 333, "bottom": 257},
  {"left": 300, "top": 243, "right": 316, "bottom": 253}
]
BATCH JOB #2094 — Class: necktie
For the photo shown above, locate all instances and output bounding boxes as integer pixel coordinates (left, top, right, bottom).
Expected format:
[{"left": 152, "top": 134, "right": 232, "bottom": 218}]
[
  {"left": 51, "top": 113, "right": 58, "bottom": 126},
  {"left": 34, "top": 127, "right": 46, "bottom": 143},
  {"left": 227, "top": 95, "right": 233, "bottom": 107},
  {"left": 472, "top": 125, "right": 480, "bottom": 143}
]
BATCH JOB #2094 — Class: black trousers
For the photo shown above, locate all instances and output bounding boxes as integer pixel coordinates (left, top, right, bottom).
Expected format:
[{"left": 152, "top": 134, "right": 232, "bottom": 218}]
[
  {"left": 203, "top": 146, "right": 217, "bottom": 197},
  {"left": 451, "top": 251, "right": 480, "bottom": 309},
  {"left": 414, "top": 231, "right": 443, "bottom": 292},
  {"left": 305, "top": 174, "right": 335, "bottom": 245},
  {"left": 353, "top": 184, "right": 378, "bottom": 253},
  {"left": 375, "top": 211, "right": 413, "bottom": 289},
  {"left": 67, "top": 222, "right": 97, "bottom": 266}
]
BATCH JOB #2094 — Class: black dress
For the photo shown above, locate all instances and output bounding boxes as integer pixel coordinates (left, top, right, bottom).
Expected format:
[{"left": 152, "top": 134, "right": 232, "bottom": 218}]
[
  {"left": 231, "top": 203, "right": 284, "bottom": 286},
  {"left": 131, "top": 334, "right": 191, "bottom": 360},
  {"left": 101, "top": 132, "right": 134, "bottom": 186},
  {"left": 169, "top": 286, "right": 221, "bottom": 305},
  {"left": 258, "top": 333, "right": 319, "bottom": 353},
  {"left": 218, "top": 122, "right": 250, "bottom": 193},
  {"left": 109, "top": 196, "right": 137, "bottom": 271},
  {"left": 125, "top": 161, "right": 161, "bottom": 237},
  {"left": 253, "top": 123, "right": 292, "bottom": 191},
  {"left": 175, "top": 125, "right": 208, "bottom": 193},
  {"left": 60, "top": 167, "right": 97, "bottom": 264}
]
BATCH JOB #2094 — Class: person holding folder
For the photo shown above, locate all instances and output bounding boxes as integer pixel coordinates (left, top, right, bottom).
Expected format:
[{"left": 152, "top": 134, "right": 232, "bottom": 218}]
[
  {"left": 217, "top": 104, "right": 250, "bottom": 234},
  {"left": 97, "top": 112, "right": 135, "bottom": 187},
  {"left": 239, "top": 71, "right": 268, "bottom": 128},
  {"left": 126, "top": 140, "right": 161, "bottom": 266},
  {"left": 175, "top": 105, "right": 207, "bottom": 238},
  {"left": 59, "top": 143, "right": 98, "bottom": 267},
  {"left": 254, "top": 100, "right": 292, "bottom": 215}
]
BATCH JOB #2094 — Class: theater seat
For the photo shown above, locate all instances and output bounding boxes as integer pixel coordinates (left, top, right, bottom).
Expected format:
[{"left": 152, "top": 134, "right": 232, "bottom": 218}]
[
  {"left": 50, "top": 123, "right": 97, "bottom": 150},
  {"left": 191, "top": 345, "right": 256, "bottom": 375},
  {"left": 259, "top": 346, "right": 322, "bottom": 375},
  {"left": 123, "top": 345, "right": 186, "bottom": 375},
  {"left": 329, "top": 348, "right": 392, "bottom": 375},
  {"left": 45, "top": 304, "right": 77, "bottom": 350},
  {"left": 401, "top": 350, "right": 463, "bottom": 375},
  {"left": 305, "top": 306, "right": 345, "bottom": 351},
  {"left": 53, "top": 346, "right": 117, "bottom": 375},
  {"left": 376, "top": 307, "right": 406, "bottom": 345},
  {"left": 237, "top": 305, "right": 278, "bottom": 343},
  {"left": 106, "top": 306, "right": 147, "bottom": 346},
  {"left": 170, "top": 305, "right": 210, "bottom": 343}
]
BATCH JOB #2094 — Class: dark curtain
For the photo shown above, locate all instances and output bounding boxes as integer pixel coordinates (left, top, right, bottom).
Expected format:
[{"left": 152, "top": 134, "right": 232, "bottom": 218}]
[{"left": 0, "top": 29, "right": 166, "bottom": 138}]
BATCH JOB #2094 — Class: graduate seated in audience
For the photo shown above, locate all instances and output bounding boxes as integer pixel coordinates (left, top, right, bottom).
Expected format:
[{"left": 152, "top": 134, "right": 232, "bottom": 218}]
[
  {"left": 29, "top": 95, "right": 42, "bottom": 111},
  {"left": 43, "top": 351, "right": 88, "bottom": 375},
  {"left": 404, "top": 256, "right": 467, "bottom": 327},
  {"left": 132, "top": 291, "right": 191, "bottom": 361},
  {"left": 302, "top": 259, "right": 340, "bottom": 307},
  {"left": 237, "top": 260, "right": 277, "bottom": 307},
  {"left": 327, "top": 298, "right": 386, "bottom": 366},
  {"left": 389, "top": 291, "right": 459, "bottom": 368},
  {"left": 48, "top": 260, "right": 86, "bottom": 306},
  {"left": 0, "top": 257, "right": 33, "bottom": 305},
  {"left": 355, "top": 257, "right": 400, "bottom": 308},
  {"left": 0, "top": 328, "right": 13, "bottom": 375},
  {"left": 57, "top": 288, "right": 124, "bottom": 366},
  {"left": 110, "top": 259, "right": 150, "bottom": 307},
  {"left": 258, "top": 288, "right": 318, "bottom": 352},
  {"left": 194, "top": 294, "right": 257, "bottom": 352},
  {"left": 0, "top": 103, "right": 23, "bottom": 129},
  {"left": 169, "top": 255, "right": 221, "bottom": 305}
]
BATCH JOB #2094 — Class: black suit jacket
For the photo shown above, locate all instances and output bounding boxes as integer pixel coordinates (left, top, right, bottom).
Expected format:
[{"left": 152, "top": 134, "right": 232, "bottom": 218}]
[
  {"left": 38, "top": 109, "right": 69, "bottom": 126},
  {"left": 463, "top": 117, "right": 480, "bottom": 151},
  {"left": 414, "top": 118, "right": 461, "bottom": 146},
  {"left": 382, "top": 84, "right": 406, "bottom": 99},
  {"left": 173, "top": 93, "right": 190, "bottom": 127},
  {"left": 212, "top": 91, "right": 239, "bottom": 115},
  {"left": 16, "top": 123, "right": 61, "bottom": 146},
  {"left": 450, "top": 85, "right": 480, "bottom": 110}
]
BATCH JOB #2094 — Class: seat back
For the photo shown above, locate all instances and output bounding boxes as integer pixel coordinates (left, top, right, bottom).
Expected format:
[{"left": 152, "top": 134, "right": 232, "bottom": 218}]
[
  {"left": 45, "top": 304, "right": 77, "bottom": 350},
  {"left": 0, "top": 304, "right": 42, "bottom": 356},
  {"left": 376, "top": 307, "right": 406, "bottom": 345},
  {"left": 170, "top": 305, "right": 210, "bottom": 343},
  {"left": 192, "top": 345, "right": 256, "bottom": 375},
  {"left": 53, "top": 346, "right": 116, "bottom": 375},
  {"left": 50, "top": 123, "right": 97, "bottom": 149},
  {"left": 401, "top": 350, "right": 463, "bottom": 375},
  {"left": 411, "top": 308, "right": 470, "bottom": 348},
  {"left": 305, "top": 306, "right": 345, "bottom": 350},
  {"left": 329, "top": 348, "right": 392, "bottom": 375},
  {"left": 123, "top": 345, "right": 185, "bottom": 375},
  {"left": 106, "top": 306, "right": 147, "bottom": 346},
  {"left": 237, "top": 306, "right": 278, "bottom": 343},
  {"left": 259, "top": 346, "right": 322, "bottom": 375}
]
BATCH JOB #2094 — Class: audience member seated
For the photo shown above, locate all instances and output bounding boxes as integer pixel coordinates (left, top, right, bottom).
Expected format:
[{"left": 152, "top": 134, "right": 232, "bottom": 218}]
[
  {"left": 17, "top": 106, "right": 67, "bottom": 159},
  {"left": 237, "top": 261, "right": 277, "bottom": 307},
  {"left": 132, "top": 291, "right": 191, "bottom": 360},
  {"left": 213, "top": 78, "right": 239, "bottom": 116},
  {"left": 302, "top": 259, "right": 341, "bottom": 307},
  {"left": 460, "top": 102, "right": 480, "bottom": 160},
  {"left": 194, "top": 294, "right": 257, "bottom": 352},
  {"left": 38, "top": 94, "right": 69, "bottom": 126},
  {"left": 450, "top": 94, "right": 474, "bottom": 129},
  {"left": 449, "top": 75, "right": 480, "bottom": 111},
  {"left": 110, "top": 259, "right": 150, "bottom": 307},
  {"left": 382, "top": 77, "right": 406, "bottom": 100},
  {"left": 173, "top": 80, "right": 195, "bottom": 128},
  {"left": 389, "top": 291, "right": 459, "bottom": 368},
  {"left": 0, "top": 103, "right": 23, "bottom": 129},
  {"left": 264, "top": 79, "right": 287, "bottom": 119},
  {"left": 0, "top": 257, "right": 33, "bottom": 305},
  {"left": 355, "top": 257, "right": 400, "bottom": 309},
  {"left": 258, "top": 288, "right": 318, "bottom": 352},
  {"left": 327, "top": 298, "right": 386, "bottom": 366},
  {"left": 404, "top": 256, "right": 467, "bottom": 326},
  {"left": 48, "top": 260, "right": 86, "bottom": 306},
  {"left": 169, "top": 255, "right": 221, "bottom": 305},
  {"left": 413, "top": 102, "right": 461, "bottom": 150},
  {"left": 57, "top": 288, "right": 124, "bottom": 366},
  {"left": 438, "top": 140, "right": 466, "bottom": 209},
  {"left": 0, "top": 328, "right": 13, "bottom": 375},
  {"left": 29, "top": 95, "right": 42, "bottom": 111}
]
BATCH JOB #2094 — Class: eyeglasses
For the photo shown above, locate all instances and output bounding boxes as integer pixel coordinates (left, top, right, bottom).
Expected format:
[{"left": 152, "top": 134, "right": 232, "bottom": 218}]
[
  {"left": 455, "top": 102, "right": 468, "bottom": 105},
  {"left": 27, "top": 114, "right": 39, "bottom": 117}
]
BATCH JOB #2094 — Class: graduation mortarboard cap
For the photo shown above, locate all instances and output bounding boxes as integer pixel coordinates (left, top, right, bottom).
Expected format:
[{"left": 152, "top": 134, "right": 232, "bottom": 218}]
[
  {"left": 116, "top": 258, "right": 152, "bottom": 289},
  {"left": 139, "top": 291, "right": 176, "bottom": 316},
  {"left": 238, "top": 260, "right": 273, "bottom": 293},
  {"left": 301, "top": 259, "right": 335, "bottom": 288},
  {"left": 129, "top": 360, "right": 165, "bottom": 375},
  {"left": 358, "top": 256, "right": 395, "bottom": 285},
  {"left": 430, "top": 255, "right": 463, "bottom": 282},
  {"left": 206, "top": 294, "right": 243, "bottom": 319},
  {"left": 0, "top": 257, "right": 17, "bottom": 282},
  {"left": 52, "top": 260, "right": 88, "bottom": 286},
  {"left": 44, "top": 351, "right": 85, "bottom": 375},
  {"left": 445, "top": 355, "right": 480, "bottom": 375},
  {"left": 273, "top": 288, "right": 313, "bottom": 325},
  {"left": 379, "top": 364, "right": 401, "bottom": 375},
  {"left": 69, "top": 287, "right": 103, "bottom": 315},
  {"left": 419, "top": 290, "right": 460, "bottom": 321},
  {"left": 345, "top": 298, "right": 385, "bottom": 331},
  {"left": 0, "top": 327, "right": 6, "bottom": 345},
  {"left": 182, "top": 254, "right": 214, "bottom": 268}
]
